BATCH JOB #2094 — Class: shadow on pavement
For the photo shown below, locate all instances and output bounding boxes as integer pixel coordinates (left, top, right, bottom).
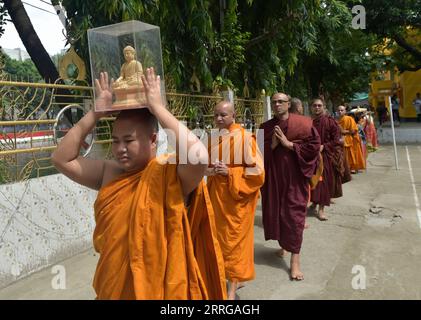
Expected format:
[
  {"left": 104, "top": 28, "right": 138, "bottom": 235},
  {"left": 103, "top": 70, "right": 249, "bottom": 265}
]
[{"left": 253, "top": 242, "right": 290, "bottom": 275}]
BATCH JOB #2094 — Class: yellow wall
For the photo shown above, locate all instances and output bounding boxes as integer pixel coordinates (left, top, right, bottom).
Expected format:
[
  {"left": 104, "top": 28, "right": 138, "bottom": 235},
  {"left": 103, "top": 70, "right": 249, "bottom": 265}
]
[
  {"left": 370, "top": 80, "right": 393, "bottom": 110},
  {"left": 370, "top": 70, "right": 421, "bottom": 119},
  {"left": 400, "top": 69, "right": 421, "bottom": 118}
]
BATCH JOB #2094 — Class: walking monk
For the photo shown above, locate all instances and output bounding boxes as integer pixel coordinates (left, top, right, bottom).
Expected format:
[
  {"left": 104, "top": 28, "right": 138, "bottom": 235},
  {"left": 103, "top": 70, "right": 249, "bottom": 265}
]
[
  {"left": 52, "top": 68, "right": 227, "bottom": 300},
  {"left": 259, "top": 92, "right": 321, "bottom": 280},
  {"left": 336, "top": 105, "right": 365, "bottom": 173},
  {"left": 206, "top": 101, "right": 265, "bottom": 300},
  {"left": 309, "top": 98, "right": 343, "bottom": 220}
]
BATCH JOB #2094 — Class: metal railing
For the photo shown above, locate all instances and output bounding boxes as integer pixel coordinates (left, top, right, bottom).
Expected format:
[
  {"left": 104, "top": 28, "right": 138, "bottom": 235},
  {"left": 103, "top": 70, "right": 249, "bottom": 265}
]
[{"left": 0, "top": 80, "right": 264, "bottom": 183}]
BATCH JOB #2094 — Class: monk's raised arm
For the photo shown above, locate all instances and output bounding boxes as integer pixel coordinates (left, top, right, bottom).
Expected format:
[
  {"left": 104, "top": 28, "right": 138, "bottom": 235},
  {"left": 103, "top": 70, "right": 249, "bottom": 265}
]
[
  {"left": 51, "top": 110, "right": 106, "bottom": 190},
  {"left": 52, "top": 72, "right": 114, "bottom": 190},
  {"left": 141, "top": 68, "right": 208, "bottom": 198}
]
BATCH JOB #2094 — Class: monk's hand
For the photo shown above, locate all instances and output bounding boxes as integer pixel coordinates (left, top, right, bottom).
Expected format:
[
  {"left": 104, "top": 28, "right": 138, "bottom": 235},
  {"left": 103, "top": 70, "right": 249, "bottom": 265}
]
[
  {"left": 205, "top": 167, "right": 215, "bottom": 176},
  {"left": 215, "top": 161, "right": 229, "bottom": 176},
  {"left": 271, "top": 127, "right": 281, "bottom": 150},
  {"left": 141, "top": 67, "right": 165, "bottom": 114},
  {"left": 320, "top": 145, "right": 324, "bottom": 152},
  {"left": 274, "top": 126, "right": 294, "bottom": 150},
  {"left": 94, "top": 72, "right": 113, "bottom": 112},
  {"left": 271, "top": 134, "right": 279, "bottom": 150}
]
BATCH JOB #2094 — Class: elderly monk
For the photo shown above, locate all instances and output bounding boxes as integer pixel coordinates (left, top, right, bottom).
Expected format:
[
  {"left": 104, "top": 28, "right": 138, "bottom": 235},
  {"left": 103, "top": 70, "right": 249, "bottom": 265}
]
[
  {"left": 336, "top": 105, "right": 365, "bottom": 173},
  {"left": 206, "top": 101, "right": 265, "bottom": 300},
  {"left": 308, "top": 98, "right": 343, "bottom": 220},
  {"left": 52, "top": 68, "right": 226, "bottom": 300},
  {"left": 259, "top": 92, "right": 321, "bottom": 281}
]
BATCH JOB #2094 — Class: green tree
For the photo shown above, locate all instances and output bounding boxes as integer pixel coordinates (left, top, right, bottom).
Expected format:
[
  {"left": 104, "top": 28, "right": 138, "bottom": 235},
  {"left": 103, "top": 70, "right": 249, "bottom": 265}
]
[
  {"left": 3, "top": 54, "right": 42, "bottom": 82},
  {"left": 359, "top": 0, "right": 421, "bottom": 71},
  {"left": 3, "top": 0, "right": 415, "bottom": 106}
]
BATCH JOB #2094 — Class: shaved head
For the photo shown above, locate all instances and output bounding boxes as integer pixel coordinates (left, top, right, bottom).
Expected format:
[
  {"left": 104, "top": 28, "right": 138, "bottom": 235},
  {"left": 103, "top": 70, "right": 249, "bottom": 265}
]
[
  {"left": 271, "top": 92, "right": 291, "bottom": 119},
  {"left": 214, "top": 100, "right": 235, "bottom": 129},
  {"left": 115, "top": 108, "right": 158, "bottom": 136},
  {"left": 337, "top": 105, "right": 347, "bottom": 118},
  {"left": 215, "top": 100, "right": 235, "bottom": 114},
  {"left": 112, "top": 108, "right": 158, "bottom": 172}
]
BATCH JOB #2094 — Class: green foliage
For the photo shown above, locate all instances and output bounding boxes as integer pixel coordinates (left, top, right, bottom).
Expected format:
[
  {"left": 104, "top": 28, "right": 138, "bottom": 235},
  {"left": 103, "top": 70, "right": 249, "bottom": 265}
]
[
  {"left": 21, "top": 0, "right": 418, "bottom": 104},
  {"left": 2, "top": 54, "right": 42, "bottom": 82},
  {"left": 0, "top": 2, "right": 9, "bottom": 39},
  {"left": 359, "top": 0, "right": 421, "bottom": 71}
]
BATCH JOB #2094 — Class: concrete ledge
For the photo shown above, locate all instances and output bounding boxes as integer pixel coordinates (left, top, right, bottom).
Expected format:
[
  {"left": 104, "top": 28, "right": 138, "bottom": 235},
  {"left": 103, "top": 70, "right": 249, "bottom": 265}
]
[{"left": 377, "top": 124, "right": 421, "bottom": 144}]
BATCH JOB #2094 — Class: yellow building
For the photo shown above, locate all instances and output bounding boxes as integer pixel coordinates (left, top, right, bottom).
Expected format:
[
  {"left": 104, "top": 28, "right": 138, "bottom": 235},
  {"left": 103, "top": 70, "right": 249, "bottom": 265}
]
[
  {"left": 369, "top": 29, "right": 421, "bottom": 120},
  {"left": 370, "top": 69, "right": 421, "bottom": 121}
]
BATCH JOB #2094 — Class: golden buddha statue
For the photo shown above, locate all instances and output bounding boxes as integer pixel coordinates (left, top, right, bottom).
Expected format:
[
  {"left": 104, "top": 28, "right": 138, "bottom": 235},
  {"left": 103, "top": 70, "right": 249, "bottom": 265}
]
[{"left": 112, "top": 45, "right": 147, "bottom": 109}]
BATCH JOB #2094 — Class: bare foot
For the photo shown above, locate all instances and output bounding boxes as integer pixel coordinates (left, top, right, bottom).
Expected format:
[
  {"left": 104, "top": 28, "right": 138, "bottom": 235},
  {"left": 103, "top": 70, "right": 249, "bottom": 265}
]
[
  {"left": 317, "top": 207, "right": 328, "bottom": 221},
  {"left": 304, "top": 222, "right": 310, "bottom": 229},
  {"left": 308, "top": 203, "right": 317, "bottom": 216},
  {"left": 237, "top": 282, "right": 245, "bottom": 290},
  {"left": 330, "top": 199, "right": 335, "bottom": 204},
  {"left": 227, "top": 281, "right": 238, "bottom": 300},
  {"left": 276, "top": 248, "right": 288, "bottom": 257},
  {"left": 290, "top": 254, "right": 304, "bottom": 281}
]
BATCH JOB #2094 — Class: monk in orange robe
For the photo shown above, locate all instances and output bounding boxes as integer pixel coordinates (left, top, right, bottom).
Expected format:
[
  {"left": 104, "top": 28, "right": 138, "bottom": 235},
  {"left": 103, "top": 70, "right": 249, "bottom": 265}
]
[
  {"left": 336, "top": 105, "right": 365, "bottom": 173},
  {"left": 52, "top": 68, "right": 226, "bottom": 299},
  {"left": 206, "top": 101, "right": 265, "bottom": 300}
]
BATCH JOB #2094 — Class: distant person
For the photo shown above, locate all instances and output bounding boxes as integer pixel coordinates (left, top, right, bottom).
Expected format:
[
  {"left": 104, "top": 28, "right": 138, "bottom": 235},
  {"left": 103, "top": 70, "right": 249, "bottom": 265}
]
[
  {"left": 391, "top": 94, "right": 400, "bottom": 122},
  {"left": 362, "top": 110, "right": 379, "bottom": 152},
  {"left": 309, "top": 98, "right": 343, "bottom": 221},
  {"left": 336, "top": 105, "right": 365, "bottom": 174},
  {"left": 290, "top": 98, "right": 304, "bottom": 115},
  {"left": 377, "top": 103, "right": 387, "bottom": 126},
  {"left": 413, "top": 92, "right": 421, "bottom": 122}
]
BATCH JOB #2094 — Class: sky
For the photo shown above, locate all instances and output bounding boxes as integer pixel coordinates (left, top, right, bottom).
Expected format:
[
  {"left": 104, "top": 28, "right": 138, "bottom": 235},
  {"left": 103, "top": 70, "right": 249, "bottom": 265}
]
[{"left": 0, "top": 0, "right": 68, "bottom": 55}]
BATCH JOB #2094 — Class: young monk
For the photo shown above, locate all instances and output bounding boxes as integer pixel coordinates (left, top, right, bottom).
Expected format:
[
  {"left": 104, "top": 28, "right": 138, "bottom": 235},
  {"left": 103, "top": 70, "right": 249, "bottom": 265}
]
[
  {"left": 51, "top": 68, "right": 227, "bottom": 300},
  {"left": 260, "top": 92, "right": 321, "bottom": 281},
  {"left": 206, "top": 101, "right": 265, "bottom": 300}
]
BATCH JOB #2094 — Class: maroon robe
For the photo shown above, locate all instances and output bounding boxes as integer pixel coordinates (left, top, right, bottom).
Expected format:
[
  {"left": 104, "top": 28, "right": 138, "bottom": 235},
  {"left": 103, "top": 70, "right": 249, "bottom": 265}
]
[
  {"left": 260, "top": 114, "right": 321, "bottom": 254},
  {"left": 310, "top": 115, "right": 343, "bottom": 205}
]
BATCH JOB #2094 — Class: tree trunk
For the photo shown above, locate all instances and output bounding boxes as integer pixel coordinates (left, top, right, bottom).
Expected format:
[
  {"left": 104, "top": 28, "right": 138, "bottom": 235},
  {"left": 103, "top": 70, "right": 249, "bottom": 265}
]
[
  {"left": 3, "top": 0, "right": 59, "bottom": 83},
  {"left": 393, "top": 34, "right": 421, "bottom": 64}
]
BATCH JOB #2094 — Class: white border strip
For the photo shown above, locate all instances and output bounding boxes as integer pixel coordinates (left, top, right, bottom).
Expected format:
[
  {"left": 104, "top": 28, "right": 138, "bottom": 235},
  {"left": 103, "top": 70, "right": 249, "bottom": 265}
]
[{"left": 406, "top": 146, "right": 421, "bottom": 229}]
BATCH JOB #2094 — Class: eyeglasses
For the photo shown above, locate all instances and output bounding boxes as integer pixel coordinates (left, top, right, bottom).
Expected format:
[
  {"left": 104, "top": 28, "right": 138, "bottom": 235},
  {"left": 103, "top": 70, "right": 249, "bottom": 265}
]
[
  {"left": 271, "top": 99, "right": 289, "bottom": 105},
  {"left": 312, "top": 104, "right": 323, "bottom": 108}
]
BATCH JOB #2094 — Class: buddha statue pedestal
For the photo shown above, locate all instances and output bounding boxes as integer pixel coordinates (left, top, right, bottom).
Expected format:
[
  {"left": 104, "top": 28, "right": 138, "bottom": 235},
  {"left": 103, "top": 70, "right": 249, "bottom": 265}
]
[{"left": 112, "top": 86, "right": 147, "bottom": 109}]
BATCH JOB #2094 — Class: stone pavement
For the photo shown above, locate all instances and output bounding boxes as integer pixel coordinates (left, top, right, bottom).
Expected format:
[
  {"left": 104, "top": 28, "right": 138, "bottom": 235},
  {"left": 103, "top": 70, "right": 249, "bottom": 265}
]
[{"left": 1, "top": 145, "right": 420, "bottom": 300}]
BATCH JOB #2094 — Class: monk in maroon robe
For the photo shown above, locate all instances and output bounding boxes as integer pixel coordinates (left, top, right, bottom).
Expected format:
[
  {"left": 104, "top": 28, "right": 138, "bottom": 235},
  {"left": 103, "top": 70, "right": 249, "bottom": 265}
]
[
  {"left": 260, "top": 92, "right": 321, "bottom": 280},
  {"left": 309, "top": 98, "right": 343, "bottom": 220}
]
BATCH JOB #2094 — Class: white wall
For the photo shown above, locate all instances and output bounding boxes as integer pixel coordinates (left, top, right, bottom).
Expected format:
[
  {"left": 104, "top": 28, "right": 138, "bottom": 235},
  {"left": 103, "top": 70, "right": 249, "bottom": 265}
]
[{"left": 0, "top": 174, "right": 96, "bottom": 289}]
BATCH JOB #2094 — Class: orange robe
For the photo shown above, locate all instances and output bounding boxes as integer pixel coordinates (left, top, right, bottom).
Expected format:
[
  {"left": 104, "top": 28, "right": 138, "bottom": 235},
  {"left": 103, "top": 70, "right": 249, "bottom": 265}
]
[
  {"left": 338, "top": 115, "right": 365, "bottom": 171},
  {"left": 363, "top": 115, "right": 379, "bottom": 151},
  {"left": 207, "top": 123, "right": 265, "bottom": 282},
  {"left": 93, "top": 155, "right": 227, "bottom": 300}
]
